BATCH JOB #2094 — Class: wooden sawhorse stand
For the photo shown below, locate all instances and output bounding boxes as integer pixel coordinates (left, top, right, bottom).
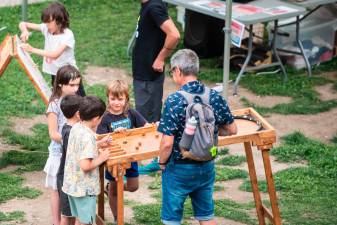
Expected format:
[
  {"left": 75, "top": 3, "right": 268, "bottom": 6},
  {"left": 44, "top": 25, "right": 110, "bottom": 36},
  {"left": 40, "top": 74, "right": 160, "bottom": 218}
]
[
  {"left": 96, "top": 108, "right": 281, "bottom": 225},
  {"left": 96, "top": 126, "right": 161, "bottom": 225}
]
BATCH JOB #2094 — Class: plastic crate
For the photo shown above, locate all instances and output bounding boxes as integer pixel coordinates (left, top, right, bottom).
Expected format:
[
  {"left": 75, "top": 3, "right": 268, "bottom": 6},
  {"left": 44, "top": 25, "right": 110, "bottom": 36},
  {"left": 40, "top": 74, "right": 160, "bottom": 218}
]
[{"left": 268, "top": 4, "right": 337, "bottom": 69}]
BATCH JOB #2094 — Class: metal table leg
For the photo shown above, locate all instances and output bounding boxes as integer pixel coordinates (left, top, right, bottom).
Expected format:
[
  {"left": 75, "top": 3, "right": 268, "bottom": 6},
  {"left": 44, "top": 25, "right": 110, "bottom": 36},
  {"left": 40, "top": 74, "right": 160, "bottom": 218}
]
[
  {"left": 295, "top": 16, "right": 312, "bottom": 77},
  {"left": 271, "top": 20, "right": 287, "bottom": 82},
  {"left": 234, "top": 24, "right": 253, "bottom": 95}
]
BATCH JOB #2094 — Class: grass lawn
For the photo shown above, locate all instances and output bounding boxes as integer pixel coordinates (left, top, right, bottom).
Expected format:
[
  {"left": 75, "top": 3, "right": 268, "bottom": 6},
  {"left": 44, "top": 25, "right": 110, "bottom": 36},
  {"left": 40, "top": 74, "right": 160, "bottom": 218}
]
[{"left": 0, "top": 0, "right": 336, "bottom": 224}]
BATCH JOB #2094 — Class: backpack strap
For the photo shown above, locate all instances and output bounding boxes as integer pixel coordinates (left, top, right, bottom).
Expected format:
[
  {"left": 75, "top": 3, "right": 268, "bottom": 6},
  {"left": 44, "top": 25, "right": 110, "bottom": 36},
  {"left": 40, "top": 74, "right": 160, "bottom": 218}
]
[{"left": 178, "top": 87, "right": 211, "bottom": 105}]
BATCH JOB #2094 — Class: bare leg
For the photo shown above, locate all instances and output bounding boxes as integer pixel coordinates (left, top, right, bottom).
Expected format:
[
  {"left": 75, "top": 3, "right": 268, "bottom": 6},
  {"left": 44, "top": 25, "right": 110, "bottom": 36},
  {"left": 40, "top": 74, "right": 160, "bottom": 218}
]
[
  {"left": 199, "top": 219, "right": 216, "bottom": 225},
  {"left": 108, "top": 181, "right": 118, "bottom": 221},
  {"left": 60, "top": 216, "right": 68, "bottom": 225},
  {"left": 74, "top": 219, "right": 81, "bottom": 225},
  {"left": 60, "top": 216, "right": 76, "bottom": 225},
  {"left": 124, "top": 177, "right": 139, "bottom": 192},
  {"left": 50, "top": 189, "right": 61, "bottom": 225}
]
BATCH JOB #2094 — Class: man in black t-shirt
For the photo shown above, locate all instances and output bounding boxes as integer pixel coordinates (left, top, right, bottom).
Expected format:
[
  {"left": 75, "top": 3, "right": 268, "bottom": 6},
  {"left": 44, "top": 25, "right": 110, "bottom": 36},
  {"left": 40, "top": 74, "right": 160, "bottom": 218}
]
[{"left": 132, "top": 0, "right": 180, "bottom": 123}]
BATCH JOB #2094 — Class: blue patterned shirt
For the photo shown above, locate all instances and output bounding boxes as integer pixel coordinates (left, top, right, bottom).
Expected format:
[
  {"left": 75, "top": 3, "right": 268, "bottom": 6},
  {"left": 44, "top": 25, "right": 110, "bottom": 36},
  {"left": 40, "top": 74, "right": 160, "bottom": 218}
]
[{"left": 158, "top": 80, "right": 234, "bottom": 162}]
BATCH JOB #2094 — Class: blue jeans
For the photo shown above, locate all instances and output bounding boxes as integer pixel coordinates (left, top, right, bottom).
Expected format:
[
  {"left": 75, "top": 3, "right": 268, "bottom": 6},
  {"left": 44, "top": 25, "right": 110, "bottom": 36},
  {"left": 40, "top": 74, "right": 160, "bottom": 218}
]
[{"left": 161, "top": 161, "right": 215, "bottom": 225}]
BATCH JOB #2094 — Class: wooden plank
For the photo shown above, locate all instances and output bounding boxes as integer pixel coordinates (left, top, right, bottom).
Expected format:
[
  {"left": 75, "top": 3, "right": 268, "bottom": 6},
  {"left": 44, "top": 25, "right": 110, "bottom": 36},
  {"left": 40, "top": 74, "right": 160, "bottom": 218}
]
[
  {"left": 116, "top": 165, "right": 124, "bottom": 225},
  {"left": 218, "top": 108, "right": 276, "bottom": 147},
  {"left": 13, "top": 35, "right": 51, "bottom": 105},
  {"left": 262, "top": 150, "right": 282, "bottom": 225},
  {"left": 248, "top": 108, "right": 275, "bottom": 131},
  {"left": 98, "top": 165, "right": 105, "bottom": 221},
  {"left": 96, "top": 124, "right": 158, "bottom": 140},
  {"left": 106, "top": 150, "right": 159, "bottom": 166},
  {"left": 0, "top": 35, "right": 13, "bottom": 77},
  {"left": 262, "top": 205, "right": 275, "bottom": 224},
  {"left": 244, "top": 142, "right": 266, "bottom": 225}
]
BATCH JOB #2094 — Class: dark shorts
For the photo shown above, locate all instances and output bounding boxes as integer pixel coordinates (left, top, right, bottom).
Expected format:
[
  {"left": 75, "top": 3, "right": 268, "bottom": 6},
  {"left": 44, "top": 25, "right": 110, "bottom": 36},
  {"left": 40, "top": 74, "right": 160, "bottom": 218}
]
[
  {"left": 105, "top": 161, "right": 139, "bottom": 181},
  {"left": 56, "top": 174, "right": 73, "bottom": 217}
]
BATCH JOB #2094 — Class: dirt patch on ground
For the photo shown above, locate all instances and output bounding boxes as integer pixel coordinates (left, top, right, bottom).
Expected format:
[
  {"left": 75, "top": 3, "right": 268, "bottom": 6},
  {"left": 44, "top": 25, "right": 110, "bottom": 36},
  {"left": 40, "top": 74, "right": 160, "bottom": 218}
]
[
  {"left": 9, "top": 114, "right": 47, "bottom": 136},
  {"left": 319, "top": 71, "right": 337, "bottom": 80},
  {"left": 234, "top": 86, "right": 292, "bottom": 108},
  {"left": 266, "top": 108, "right": 337, "bottom": 143},
  {"left": 83, "top": 66, "right": 292, "bottom": 110},
  {"left": 83, "top": 66, "right": 132, "bottom": 86},
  {"left": 188, "top": 217, "right": 247, "bottom": 225},
  {"left": 0, "top": 171, "right": 51, "bottom": 225},
  {"left": 228, "top": 143, "right": 307, "bottom": 178},
  {"left": 314, "top": 83, "right": 337, "bottom": 101},
  {"left": 0, "top": 137, "right": 20, "bottom": 156},
  {"left": 213, "top": 179, "right": 268, "bottom": 203}
]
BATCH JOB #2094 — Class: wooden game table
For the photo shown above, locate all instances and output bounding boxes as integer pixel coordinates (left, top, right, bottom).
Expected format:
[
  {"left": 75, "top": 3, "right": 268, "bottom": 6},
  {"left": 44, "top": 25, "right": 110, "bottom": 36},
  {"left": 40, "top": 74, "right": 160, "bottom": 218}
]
[{"left": 96, "top": 107, "right": 281, "bottom": 225}]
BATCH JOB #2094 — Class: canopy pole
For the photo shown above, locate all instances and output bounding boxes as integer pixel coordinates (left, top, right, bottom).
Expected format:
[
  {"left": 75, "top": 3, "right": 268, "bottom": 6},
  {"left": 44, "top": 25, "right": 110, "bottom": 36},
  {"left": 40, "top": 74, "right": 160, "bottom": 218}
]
[
  {"left": 222, "top": 0, "right": 232, "bottom": 100},
  {"left": 22, "top": 0, "right": 28, "bottom": 21}
]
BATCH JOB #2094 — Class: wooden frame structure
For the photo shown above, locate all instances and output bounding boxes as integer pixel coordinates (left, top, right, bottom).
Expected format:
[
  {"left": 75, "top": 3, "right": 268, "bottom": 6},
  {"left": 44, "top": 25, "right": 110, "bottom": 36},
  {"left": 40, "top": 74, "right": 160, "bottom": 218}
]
[
  {"left": 0, "top": 35, "right": 51, "bottom": 105},
  {"left": 97, "top": 107, "right": 281, "bottom": 225}
]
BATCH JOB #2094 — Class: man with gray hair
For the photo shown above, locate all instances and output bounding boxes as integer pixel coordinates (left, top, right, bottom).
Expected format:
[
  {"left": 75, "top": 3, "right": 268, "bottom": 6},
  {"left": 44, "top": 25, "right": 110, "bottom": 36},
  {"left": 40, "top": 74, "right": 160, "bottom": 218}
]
[{"left": 157, "top": 49, "right": 237, "bottom": 225}]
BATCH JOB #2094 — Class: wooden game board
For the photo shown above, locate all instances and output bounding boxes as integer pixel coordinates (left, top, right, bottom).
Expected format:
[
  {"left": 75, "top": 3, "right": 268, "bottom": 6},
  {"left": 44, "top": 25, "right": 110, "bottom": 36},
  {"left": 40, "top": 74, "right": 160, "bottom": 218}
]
[
  {"left": 13, "top": 36, "right": 51, "bottom": 104},
  {"left": 0, "top": 35, "right": 51, "bottom": 105},
  {"left": 97, "top": 125, "right": 161, "bottom": 166},
  {"left": 96, "top": 107, "right": 281, "bottom": 225}
]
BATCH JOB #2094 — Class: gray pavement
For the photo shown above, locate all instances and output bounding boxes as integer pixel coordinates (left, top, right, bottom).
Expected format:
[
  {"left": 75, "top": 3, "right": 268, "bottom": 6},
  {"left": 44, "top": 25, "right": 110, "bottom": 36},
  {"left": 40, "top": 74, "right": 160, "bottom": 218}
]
[{"left": 0, "top": 0, "right": 46, "bottom": 8}]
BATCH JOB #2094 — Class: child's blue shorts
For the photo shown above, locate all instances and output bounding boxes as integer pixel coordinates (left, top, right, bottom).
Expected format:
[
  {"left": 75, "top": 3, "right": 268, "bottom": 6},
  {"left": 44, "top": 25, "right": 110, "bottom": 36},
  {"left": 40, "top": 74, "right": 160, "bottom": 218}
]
[
  {"left": 68, "top": 195, "right": 96, "bottom": 224},
  {"left": 105, "top": 161, "right": 139, "bottom": 181}
]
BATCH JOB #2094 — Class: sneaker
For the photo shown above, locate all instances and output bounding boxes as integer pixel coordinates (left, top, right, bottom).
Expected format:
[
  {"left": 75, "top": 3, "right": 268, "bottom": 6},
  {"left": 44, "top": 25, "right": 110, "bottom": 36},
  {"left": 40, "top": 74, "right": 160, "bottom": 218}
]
[{"left": 138, "top": 158, "right": 160, "bottom": 174}]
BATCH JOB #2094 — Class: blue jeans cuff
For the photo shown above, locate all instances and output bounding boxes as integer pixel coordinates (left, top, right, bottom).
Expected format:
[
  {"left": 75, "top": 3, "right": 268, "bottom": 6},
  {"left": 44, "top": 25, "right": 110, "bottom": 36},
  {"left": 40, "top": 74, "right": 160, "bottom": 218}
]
[
  {"left": 162, "top": 219, "right": 181, "bottom": 225},
  {"left": 194, "top": 214, "right": 214, "bottom": 221}
]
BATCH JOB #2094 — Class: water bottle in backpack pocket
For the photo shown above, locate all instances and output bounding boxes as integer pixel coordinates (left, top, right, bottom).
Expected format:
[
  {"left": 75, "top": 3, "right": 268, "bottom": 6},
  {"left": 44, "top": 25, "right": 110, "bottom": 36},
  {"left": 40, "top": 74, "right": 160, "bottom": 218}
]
[
  {"left": 178, "top": 87, "right": 218, "bottom": 161},
  {"left": 179, "top": 116, "right": 198, "bottom": 151}
]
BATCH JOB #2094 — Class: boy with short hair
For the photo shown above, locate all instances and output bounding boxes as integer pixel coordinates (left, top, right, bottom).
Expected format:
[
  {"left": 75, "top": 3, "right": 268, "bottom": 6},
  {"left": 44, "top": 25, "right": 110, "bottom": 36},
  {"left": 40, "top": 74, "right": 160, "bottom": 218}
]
[
  {"left": 57, "top": 94, "right": 82, "bottom": 225},
  {"left": 62, "top": 96, "right": 112, "bottom": 225}
]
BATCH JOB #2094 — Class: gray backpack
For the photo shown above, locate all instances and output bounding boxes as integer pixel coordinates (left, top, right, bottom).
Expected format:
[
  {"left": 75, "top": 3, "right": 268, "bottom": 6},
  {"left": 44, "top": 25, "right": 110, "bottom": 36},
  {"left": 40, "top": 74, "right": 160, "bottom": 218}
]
[{"left": 178, "top": 87, "right": 217, "bottom": 161}]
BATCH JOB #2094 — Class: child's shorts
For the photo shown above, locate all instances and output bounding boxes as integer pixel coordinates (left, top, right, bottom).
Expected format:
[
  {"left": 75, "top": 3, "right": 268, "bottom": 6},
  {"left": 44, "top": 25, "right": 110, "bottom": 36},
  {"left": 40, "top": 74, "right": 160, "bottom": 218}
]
[
  {"left": 43, "top": 154, "right": 61, "bottom": 190},
  {"left": 68, "top": 195, "right": 97, "bottom": 224},
  {"left": 105, "top": 161, "right": 138, "bottom": 181}
]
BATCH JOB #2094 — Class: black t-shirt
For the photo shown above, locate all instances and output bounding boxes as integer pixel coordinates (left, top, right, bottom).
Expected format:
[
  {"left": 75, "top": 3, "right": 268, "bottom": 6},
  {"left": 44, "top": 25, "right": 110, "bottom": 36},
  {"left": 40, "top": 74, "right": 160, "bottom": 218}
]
[
  {"left": 57, "top": 124, "right": 72, "bottom": 178},
  {"left": 96, "top": 109, "right": 147, "bottom": 134},
  {"left": 132, "top": 0, "right": 169, "bottom": 81}
]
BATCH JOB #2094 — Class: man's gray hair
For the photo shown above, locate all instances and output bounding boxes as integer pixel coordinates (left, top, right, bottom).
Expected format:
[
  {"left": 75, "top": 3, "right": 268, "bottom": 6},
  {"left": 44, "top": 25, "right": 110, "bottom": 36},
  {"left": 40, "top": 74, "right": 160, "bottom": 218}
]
[{"left": 170, "top": 49, "right": 199, "bottom": 76}]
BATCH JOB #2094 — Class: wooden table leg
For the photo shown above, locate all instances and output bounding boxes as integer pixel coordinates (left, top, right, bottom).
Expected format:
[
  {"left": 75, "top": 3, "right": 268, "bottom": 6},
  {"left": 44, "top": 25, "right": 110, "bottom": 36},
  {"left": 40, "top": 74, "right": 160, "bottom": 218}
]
[
  {"left": 244, "top": 142, "right": 266, "bottom": 225},
  {"left": 96, "top": 165, "right": 105, "bottom": 225},
  {"left": 116, "top": 164, "right": 125, "bottom": 225},
  {"left": 261, "top": 149, "right": 282, "bottom": 225}
]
